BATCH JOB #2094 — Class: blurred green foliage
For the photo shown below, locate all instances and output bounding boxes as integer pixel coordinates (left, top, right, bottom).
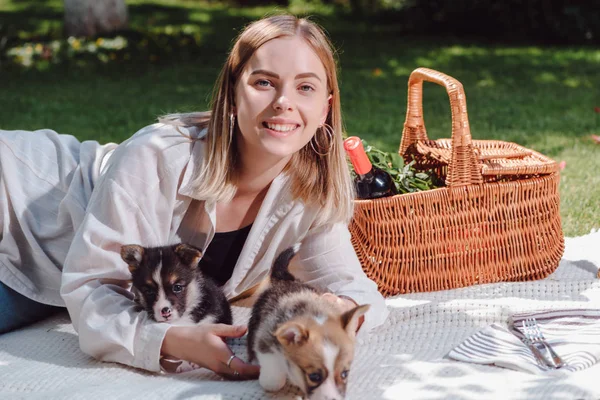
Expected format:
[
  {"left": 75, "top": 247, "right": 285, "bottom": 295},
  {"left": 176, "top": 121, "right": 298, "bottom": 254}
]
[{"left": 234, "top": 0, "right": 600, "bottom": 44}]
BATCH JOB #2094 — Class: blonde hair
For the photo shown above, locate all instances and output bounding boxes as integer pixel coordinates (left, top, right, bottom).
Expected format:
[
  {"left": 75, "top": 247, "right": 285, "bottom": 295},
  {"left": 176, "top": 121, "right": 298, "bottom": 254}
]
[{"left": 160, "top": 15, "right": 354, "bottom": 226}]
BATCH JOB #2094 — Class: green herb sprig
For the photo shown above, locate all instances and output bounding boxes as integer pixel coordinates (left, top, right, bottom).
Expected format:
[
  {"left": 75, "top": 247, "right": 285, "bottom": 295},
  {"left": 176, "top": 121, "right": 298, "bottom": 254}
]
[{"left": 347, "top": 139, "right": 442, "bottom": 194}]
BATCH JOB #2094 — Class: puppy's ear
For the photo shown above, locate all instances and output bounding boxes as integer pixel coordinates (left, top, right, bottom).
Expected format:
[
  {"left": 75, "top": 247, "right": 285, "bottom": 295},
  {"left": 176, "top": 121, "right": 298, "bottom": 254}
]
[
  {"left": 121, "top": 245, "right": 144, "bottom": 274},
  {"left": 174, "top": 243, "right": 203, "bottom": 268},
  {"left": 340, "top": 304, "right": 370, "bottom": 336},
  {"left": 276, "top": 321, "right": 309, "bottom": 347}
]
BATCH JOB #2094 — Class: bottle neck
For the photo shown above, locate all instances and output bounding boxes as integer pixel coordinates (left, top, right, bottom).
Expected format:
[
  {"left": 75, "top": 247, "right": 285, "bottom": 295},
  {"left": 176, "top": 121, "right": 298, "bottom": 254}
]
[
  {"left": 344, "top": 137, "right": 373, "bottom": 175},
  {"left": 347, "top": 149, "right": 372, "bottom": 175},
  {"left": 356, "top": 169, "right": 375, "bottom": 180}
]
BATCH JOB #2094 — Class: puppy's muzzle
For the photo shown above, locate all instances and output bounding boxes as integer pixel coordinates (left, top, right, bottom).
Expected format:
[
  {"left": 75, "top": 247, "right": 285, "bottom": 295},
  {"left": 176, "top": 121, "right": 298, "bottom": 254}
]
[{"left": 161, "top": 307, "right": 172, "bottom": 318}]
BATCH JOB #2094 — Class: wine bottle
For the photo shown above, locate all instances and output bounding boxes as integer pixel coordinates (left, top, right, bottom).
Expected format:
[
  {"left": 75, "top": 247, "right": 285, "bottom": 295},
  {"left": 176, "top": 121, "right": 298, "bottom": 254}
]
[{"left": 344, "top": 136, "right": 398, "bottom": 199}]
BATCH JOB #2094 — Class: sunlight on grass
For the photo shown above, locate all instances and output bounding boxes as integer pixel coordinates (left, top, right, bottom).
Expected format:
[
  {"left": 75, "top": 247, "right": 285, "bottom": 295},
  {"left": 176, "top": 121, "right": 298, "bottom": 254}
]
[
  {"left": 493, "top": 47, "right": 544, "bottom": 57},
  {"left": 535, "top": 72, "right": 558, "bottom": 83},
  {"left": 414, "top": 57, "right": 435, "bottom": 68},
  {"left": 445, "top": 46, "right": 489, "bottom": 56},
  {"left": 475, "top": 78, "right": 495, "bottom": 87},
  {"left": 563, "top": 77, "right": 585, "bottom": 88},
  {"left": 0, "top": 0, "right": 63, "bottom": 10},
  {"left": 1, "top": 0, "right": 598, "bottom": 235},
  {"left": 189, "top": 11, "right": 212, "bottom": 23},
  {"left": 557, "top": 141, "right": 600, "bottom": 235},
  {"left": 288, "top": 0, "right": 337, "bottom": 16}
]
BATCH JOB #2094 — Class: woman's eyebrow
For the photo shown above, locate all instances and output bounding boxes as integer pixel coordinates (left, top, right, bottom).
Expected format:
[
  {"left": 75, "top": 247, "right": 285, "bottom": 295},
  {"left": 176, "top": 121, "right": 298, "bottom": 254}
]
[
  {"left": 296, "top": 72, "right": 322, "bottom": 82},
  {"left": 250, "top": 69, "right": 322, "bottom": 82}
]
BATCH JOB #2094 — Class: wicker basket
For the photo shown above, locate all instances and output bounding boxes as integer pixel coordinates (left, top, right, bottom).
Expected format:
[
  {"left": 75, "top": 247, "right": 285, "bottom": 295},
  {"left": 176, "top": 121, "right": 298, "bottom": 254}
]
[{"left": 350, "top": 67, "right": 564, "bottom": 296}]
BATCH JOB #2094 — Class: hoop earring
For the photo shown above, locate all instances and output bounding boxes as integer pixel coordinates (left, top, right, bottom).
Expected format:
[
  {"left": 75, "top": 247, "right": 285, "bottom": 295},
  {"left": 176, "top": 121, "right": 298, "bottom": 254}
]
[
  {"left": 229, "top": 113, "right": 235, "bottom": 144},
  {"left": 310, "top": 123, "right": 334, "bottom": 156}
]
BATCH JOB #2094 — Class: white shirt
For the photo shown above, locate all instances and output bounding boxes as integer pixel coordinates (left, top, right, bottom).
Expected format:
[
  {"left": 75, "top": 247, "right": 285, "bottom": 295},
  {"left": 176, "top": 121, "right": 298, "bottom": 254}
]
[{"left": 1, "top": 123, "right": 388, "bottom": 372}]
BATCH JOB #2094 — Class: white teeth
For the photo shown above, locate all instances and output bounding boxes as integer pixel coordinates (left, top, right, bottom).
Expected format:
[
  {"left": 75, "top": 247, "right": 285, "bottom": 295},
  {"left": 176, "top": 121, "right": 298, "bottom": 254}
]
[{"left": 266, "top": 123, "right": 297, "bottom": 132}]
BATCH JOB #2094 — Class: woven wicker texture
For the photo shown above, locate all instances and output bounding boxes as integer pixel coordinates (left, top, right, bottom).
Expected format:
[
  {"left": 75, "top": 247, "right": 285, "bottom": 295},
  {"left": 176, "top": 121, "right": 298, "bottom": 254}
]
[
  {"left": 350, "top": 68, "right": 564, "bottom": 296},
  {"left": 1, "top": 231, "right": 599, "bottom": 399}
]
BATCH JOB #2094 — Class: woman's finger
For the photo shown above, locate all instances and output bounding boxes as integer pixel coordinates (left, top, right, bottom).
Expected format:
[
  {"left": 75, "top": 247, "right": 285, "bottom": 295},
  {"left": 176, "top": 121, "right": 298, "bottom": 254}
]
[
  {"left": 208, "top": 340, "right": 250, "bottom": 377},
  {"left": 212, "top": 324, "right": 248, "bottom": 338},
  {"left": 216, "top": 355, "right": 260, "bottom": 380},
  {"left": 321, "top": 293, "right": 346, "bottom": 308},
  {"left": 228, "top": 355, "right": 260, "bottom": 379},
  {"left": 218, "top": 371, "right": 244, "bottom": 381},
  {"left": 321, "top": 293, "right": 356, "bottom": 312}
]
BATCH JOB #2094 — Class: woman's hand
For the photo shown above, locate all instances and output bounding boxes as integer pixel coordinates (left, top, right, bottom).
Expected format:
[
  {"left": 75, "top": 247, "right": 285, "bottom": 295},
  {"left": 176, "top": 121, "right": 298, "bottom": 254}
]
[
  {"left": 161, "top": 324, "right": 260, "bottom": 380},
  {"left": 321, "top": 293, "right": 365, "bottom": 332}
]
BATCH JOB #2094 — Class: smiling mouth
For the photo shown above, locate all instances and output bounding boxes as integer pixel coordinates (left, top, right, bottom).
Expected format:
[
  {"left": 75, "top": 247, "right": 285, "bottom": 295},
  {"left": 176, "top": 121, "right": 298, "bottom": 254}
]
[{"left": 262, "top": 122, "right": 300, "bottom": 133}]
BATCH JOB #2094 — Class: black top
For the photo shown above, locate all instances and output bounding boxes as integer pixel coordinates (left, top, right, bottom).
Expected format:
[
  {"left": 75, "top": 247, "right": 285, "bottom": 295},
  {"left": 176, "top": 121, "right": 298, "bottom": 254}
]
[{"left": 198, "top": 224, "right": 253, "bottom": 286}]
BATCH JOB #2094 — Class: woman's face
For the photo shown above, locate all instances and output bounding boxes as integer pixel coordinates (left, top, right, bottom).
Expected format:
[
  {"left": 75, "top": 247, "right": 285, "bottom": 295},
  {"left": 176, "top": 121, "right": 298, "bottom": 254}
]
[{"left": 234, "top": 36, "right": 331, "bottom": 162}]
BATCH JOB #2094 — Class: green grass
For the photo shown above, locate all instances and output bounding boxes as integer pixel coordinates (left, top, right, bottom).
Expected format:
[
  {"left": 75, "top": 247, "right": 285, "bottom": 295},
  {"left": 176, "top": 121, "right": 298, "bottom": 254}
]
[{"left": 1, "top": 0, "right": 598, "bottom": 236}]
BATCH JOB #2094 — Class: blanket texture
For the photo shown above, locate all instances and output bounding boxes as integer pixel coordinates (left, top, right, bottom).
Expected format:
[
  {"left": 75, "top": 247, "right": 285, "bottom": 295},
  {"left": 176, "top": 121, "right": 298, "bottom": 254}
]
[{"left": 1, "top": 231, "right": 599, "bottom": 400}]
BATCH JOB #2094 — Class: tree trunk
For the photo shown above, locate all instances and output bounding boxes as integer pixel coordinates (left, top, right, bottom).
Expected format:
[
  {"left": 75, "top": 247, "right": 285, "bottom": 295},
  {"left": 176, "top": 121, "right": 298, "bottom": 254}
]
[{"left": 64, "top": 0, "right": 128, "bottom": 37}]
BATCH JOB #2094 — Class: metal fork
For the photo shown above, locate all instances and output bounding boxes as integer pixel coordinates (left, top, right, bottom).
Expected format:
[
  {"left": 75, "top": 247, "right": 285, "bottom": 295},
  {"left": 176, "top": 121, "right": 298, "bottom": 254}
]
[
  {"left": 523, "top": 318, "right": 565, "bottom": 369},
  {"left": 519, "top": 335, "right": 551, "bottom": 370}
]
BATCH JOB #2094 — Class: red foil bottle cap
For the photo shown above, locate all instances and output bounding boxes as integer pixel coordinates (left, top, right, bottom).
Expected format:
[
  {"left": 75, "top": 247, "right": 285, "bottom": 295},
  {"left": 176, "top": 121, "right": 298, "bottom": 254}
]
[{"left": 344, "top": 136, "right": 372, "bottom": 175}]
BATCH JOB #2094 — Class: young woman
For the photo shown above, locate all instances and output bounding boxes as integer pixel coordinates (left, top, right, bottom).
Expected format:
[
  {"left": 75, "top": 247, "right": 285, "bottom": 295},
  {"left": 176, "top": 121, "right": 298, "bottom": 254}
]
[{"left": 0, "top": 15, "right": 388, "bottom": 379}]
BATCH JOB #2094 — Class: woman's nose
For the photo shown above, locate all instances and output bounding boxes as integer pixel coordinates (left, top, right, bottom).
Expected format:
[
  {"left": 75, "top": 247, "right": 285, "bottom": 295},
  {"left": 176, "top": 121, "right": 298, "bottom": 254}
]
[{"left": 273, "top": 95, "right": 293, "bottom": 112}]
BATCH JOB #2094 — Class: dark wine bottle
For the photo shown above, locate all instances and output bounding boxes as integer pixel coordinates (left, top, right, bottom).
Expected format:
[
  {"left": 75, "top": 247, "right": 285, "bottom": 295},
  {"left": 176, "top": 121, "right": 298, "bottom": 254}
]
[{"left": 344, "top": 136, "right": 398, "bottom": 199}]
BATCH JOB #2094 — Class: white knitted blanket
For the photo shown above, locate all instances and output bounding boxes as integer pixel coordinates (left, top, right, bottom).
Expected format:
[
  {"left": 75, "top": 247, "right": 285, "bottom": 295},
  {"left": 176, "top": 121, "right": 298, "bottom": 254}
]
[{"left": 2, "top": 231, "right": 599, "bottom": 400}]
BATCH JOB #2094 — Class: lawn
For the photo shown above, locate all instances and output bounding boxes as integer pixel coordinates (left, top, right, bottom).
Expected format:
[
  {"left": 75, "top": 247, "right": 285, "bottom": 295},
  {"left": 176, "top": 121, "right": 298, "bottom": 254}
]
[{"left": 1, "top": 0, "right": 598, "bottom": 236}]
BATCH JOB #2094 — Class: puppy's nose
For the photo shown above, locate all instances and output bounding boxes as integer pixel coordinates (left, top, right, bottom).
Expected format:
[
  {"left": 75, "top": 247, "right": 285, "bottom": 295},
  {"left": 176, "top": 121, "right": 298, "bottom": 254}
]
[{"left": 161, "top": 307, "right": 171, "bottom": 316}]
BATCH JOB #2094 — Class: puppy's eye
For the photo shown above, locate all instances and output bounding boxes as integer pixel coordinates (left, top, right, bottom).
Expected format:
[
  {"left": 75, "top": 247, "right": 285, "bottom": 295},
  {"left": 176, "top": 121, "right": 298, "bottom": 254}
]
[
  {"left": 308, "top": 372, "right": 323, "bottom": 383},
  {"left": 172, "top": 284, "right": 184, "bottom": 293},
  {"left": 143, "top": 287, "right": 156, "bottom": 296},
  {"left": 340, "top": 370, "right": 349, "bottom": 380}
]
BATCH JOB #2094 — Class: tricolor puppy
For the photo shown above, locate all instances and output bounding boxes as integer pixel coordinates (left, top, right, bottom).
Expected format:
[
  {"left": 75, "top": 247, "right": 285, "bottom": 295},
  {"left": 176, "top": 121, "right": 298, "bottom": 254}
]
[
  {"left": 121, "top": 243, "right": 232, "bottom": 326},
  {"left": 248, "top": 247, "right": 369, "bottom": 400}
]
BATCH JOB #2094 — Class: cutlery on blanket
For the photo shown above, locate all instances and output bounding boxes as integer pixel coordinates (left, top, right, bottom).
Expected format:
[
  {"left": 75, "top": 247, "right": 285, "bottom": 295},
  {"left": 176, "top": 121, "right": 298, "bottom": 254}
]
[
  {"left": 520, "top": 336, "right": 552, "bottom": 370},
  {"left": 509, "top": 325, "right": 551, "bottom": 370},
  {"left": 522, "top": 318, "right": 565, "bottom": 369}
]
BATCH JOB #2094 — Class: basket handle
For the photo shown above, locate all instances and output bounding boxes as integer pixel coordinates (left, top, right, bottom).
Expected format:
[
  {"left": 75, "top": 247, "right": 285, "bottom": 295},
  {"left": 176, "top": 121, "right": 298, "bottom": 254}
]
[{"left": 399, "top": 67, "right": 483, "bottom": 187}]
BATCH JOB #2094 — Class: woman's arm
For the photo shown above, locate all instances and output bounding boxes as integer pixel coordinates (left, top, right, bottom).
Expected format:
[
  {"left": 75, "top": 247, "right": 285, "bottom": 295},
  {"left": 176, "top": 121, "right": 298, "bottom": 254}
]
[
  {"left": 61, "top": 177, "right": 170, "bottom": 371},
  {"left": 291, "top": 222, "right": 389, "bottom": 333},
  {"left": 60, "top": 125, "right": 189, "bottom": 371},
  {"left": 60, "top": 126, "right": 259, "bottom": 377}
]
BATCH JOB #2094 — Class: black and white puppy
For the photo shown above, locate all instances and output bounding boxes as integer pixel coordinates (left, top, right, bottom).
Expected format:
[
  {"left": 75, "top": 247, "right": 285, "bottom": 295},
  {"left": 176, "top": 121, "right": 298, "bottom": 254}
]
[{"left": 121, "top": 243, "right": 232, "bottom": 326}]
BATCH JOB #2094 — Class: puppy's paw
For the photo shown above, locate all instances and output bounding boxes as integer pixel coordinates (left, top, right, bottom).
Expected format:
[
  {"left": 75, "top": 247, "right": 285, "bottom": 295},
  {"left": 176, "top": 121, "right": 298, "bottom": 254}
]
[
  {"left": 256, "top": 351, "right": 287, "bottom": 391},
  {"left": 259, "top": 370, "right": 286, "bottom": 392}
]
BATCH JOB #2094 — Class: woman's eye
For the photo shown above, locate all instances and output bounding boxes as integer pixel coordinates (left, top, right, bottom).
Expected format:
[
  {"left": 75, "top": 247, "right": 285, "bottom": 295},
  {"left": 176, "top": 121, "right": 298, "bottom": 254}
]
[
  {"left": 172, "top": 284, "right": 184, "bottom": 293},
  {"left": 340, "top": 370, "right": 349, "bottom": 380},
  {"left": 299, "top": 84, "right": 315, "bottom": 92},
  {"left": 255, "top": 79, "right": 272, "bottom": 87},
  {"left": 308, "top": 372, "right": 323, "bottom": 383}
]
